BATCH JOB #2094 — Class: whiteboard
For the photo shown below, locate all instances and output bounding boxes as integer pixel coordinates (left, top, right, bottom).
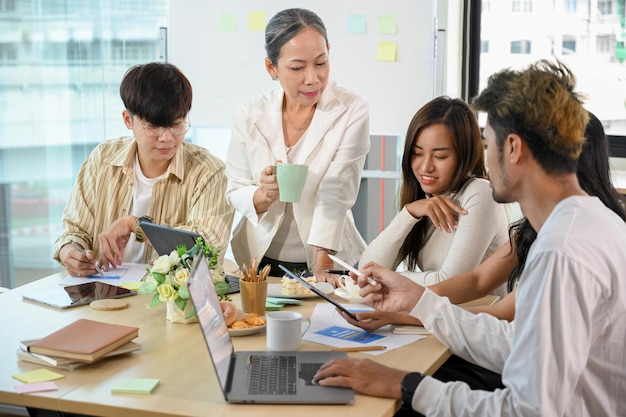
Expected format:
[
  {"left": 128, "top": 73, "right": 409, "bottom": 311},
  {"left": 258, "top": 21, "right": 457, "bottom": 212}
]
[{"left": 169, "top": 0, "right": 436, "bottom": 135}]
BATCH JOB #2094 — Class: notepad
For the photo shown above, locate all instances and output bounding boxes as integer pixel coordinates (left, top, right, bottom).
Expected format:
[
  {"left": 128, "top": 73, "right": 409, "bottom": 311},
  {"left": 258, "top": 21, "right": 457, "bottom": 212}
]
[
  {"left": 111, "top": 378, "right": 159, "bottom": 394},
  {"left": 12, "top": 368, "right": 64, "bottom": 384}
]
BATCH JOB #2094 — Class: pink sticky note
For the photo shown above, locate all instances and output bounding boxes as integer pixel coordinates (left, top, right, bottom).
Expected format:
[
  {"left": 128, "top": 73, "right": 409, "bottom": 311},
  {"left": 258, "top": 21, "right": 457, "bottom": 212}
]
[{"left": 15, "top": 381, "right": 58, "bottom": 394}]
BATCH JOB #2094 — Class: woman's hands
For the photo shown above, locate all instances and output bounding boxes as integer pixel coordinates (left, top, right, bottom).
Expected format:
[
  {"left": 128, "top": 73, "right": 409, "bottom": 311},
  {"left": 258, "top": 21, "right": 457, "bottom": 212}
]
[
  {"left": 406, "top": 195, "right": 467, "bottom": 233},
  {"left": 253, "top": 161, "right": 281, "bottom": 214}
]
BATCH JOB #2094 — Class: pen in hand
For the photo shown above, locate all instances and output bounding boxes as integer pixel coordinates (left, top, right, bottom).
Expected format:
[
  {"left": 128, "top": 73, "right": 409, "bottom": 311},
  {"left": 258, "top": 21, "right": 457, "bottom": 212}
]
[{"left": 71, "top": 242, "right": 105, "bottom": 275}]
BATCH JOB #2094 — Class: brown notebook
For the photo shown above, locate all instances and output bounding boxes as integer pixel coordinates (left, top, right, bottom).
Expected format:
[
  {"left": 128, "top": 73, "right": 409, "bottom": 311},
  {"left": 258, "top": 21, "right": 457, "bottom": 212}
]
[{"left": 28, "top": 319, "right": 139, "bottom": 363}]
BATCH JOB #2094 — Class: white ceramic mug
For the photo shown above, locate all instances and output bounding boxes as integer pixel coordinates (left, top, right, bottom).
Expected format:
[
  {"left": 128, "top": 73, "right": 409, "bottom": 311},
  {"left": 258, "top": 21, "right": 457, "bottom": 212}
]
[
  {"left": 337, "top": 275, "right": 363, "bottom": 299},
  {"left": 266, "top": 311, "right": 311, "bottom": 351}
]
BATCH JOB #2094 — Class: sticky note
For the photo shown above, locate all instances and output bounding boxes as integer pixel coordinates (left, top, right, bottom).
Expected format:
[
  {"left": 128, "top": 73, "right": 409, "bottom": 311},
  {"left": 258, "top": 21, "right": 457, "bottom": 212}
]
[
  {"left": 377, "top": 42, "right": 398, "bottom": 61},
  {"left": 378, "top": 14, "right": 398, "bottom": 35},
  {"left": 248, "top": 12, "right": 266, "bottom": 31},
  {"left": 15, "top": 381, "right": 58, "bottom": 394},
  {"left": 111, "top": 378, "right": 160, "bottom": 395},
  {"left": 12, "top": 369, "right": 64, "bottom": 384},
  {"left": 219, "top": 13, "right": 237, "bottom": 32},
  {"left": 121, "top": 281, "right": 142, "bottom": 291},
  {"left": 347, "top": 14, "right": 367, "bottom": 34}
]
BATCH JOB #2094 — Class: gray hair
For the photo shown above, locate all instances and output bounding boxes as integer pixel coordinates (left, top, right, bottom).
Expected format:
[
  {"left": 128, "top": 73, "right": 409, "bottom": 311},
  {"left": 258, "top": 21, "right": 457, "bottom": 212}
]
[{"left": 265, "top": 8, "right": 329, "bottom": 66}]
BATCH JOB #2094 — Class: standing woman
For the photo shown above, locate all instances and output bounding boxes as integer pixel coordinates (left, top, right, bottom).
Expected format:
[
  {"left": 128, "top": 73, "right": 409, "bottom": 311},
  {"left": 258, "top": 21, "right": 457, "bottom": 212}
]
[
  {"left": 226, "top": 8, "right": 370, "bottom": 284},
  {"left": 360, "top": 96, "right": 509, "bottom": 288}
]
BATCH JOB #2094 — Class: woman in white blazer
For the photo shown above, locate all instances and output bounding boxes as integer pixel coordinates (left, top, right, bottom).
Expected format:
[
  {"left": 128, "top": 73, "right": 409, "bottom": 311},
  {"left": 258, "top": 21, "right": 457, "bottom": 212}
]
[{"left": 225, "top": 8, "right": 369, "bottom": 284}]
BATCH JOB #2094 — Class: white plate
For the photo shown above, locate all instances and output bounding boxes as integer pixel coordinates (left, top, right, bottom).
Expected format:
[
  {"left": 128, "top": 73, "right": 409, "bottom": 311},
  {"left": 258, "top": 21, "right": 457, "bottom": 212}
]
[
  {"left": 267, "top": 282, "right": 334, "bottom": 299},
  {"left": 228, "top": 324, "right": 266, "bottom": 337},
  {"left": 334, "top": 288, "right": 365, "bottom": 303}
]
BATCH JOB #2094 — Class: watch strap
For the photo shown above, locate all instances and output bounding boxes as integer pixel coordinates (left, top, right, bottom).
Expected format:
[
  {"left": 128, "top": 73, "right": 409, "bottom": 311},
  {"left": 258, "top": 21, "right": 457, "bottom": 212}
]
[
  {"left": 135, "top": 216, "right": 153, "bottom": 243},
  {"left": 401, "top": 372, "right": 425, "bottom": 405}
]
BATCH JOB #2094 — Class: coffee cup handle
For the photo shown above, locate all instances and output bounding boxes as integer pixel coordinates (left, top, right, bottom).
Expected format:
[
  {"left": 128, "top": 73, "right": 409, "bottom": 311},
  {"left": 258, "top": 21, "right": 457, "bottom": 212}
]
[
  {"left": 337, "top": 275, "right": 349, "bottom": 290},
  {"left": 301, "top": 318, "right": 311, "bottom": 336}
]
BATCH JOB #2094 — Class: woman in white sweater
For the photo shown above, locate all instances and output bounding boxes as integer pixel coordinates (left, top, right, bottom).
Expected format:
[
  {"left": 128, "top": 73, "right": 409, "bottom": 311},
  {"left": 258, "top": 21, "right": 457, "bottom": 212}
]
[{"left": 359, "top": 96, "right": 508, "bottom": 288}]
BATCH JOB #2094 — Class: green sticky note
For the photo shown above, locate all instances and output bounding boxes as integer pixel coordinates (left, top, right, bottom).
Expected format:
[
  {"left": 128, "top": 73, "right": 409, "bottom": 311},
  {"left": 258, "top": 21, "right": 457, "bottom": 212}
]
[
  {"left": 219, "top": 13, "right": 237, "bottom": 32},
  {"left": 111, "top": 378, "right": 160, "bottom": 395},
  {"left": 377, "top": 42, "right": 398, "bottom": 62},
  {"left": 248, "top": 11, "right": 266, "bottom": 31},
  {"left": 378, "top": 14, "right": 397, "bottom": 35},
  {"left": 265, "top": 301, "right": 283, "bottom": 311},
  {"left": 12, "top": 368, "right": 64, "bottom": 384},
  {"left": 347, "top": 14, "right": 367, "bottom": 34}
]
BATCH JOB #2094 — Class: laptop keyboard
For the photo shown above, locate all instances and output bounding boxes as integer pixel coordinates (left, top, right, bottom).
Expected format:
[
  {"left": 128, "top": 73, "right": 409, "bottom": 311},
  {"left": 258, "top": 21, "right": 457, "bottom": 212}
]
[
  {"left": 249, "top": 355, "right": 297, "bottom": 395},
  {"left": 226, "top": 275, "right": 240, "bottom": 294}
]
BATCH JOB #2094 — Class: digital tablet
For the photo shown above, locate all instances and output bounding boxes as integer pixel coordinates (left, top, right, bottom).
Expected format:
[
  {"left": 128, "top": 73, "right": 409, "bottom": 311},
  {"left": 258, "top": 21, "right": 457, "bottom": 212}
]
[
  {"left": 140, "top": 221, "right": 202, "bottom": 255},
  {"left": 22, "top": 281, "right": 136, "bottom": 309},
  {"left": 278, "top": 265, "right": 359, "bottom": 321}
]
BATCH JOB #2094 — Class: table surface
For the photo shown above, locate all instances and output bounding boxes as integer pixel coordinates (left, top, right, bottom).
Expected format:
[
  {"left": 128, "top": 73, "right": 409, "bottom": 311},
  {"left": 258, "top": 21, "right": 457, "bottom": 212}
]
[{"left": 0, "top": 272, "right": 493, "bottom": 417}]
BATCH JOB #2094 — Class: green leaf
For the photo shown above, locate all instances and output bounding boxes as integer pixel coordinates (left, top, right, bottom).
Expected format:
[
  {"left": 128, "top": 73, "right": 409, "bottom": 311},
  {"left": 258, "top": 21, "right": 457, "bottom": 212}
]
[
  {"left": 152, "top": 272, "right": 166, "bottom": 285},
  {"left": 175, "top": 297, "right": 187, "bottom": 311},
  {"left": 148, "top": 293, "right": 162, "bottom": 308},
  {"left": 214, "top": 281, "right": 231, "bottom": 301},
  {"left": 185, "top": 304, "right": 196, "bottom": 319},
  {"left": 178, "top": 285, "right": 190, "bottom": 300},
  {"left": 138, "top": 281, "right": 157, "bottom": 295}
]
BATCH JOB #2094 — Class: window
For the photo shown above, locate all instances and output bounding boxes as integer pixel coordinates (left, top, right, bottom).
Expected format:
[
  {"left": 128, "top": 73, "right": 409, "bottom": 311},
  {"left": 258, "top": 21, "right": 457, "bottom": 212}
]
[
  {"left": 598, "top": 1, "right": 613, "bottom": 15},
  {"left": 471, "top": 0, "right": 626, "bottom": 180},
  {"left": 564, "top": 0, "right": 578, "bottom": 14},
  {"left": 512, "top": 0, "right": 533, "bottom": 13},
  {"left": 597, "top": 35, "right": 613, "bottom": 53},
  {"left": 0, "top": 0, "right": 167, "bottom": 289},
  {"left": 562, "top": 38, "right": 576, "bottom": 54},
  {"left": 511, "top": 40, "right": 532, "bottom": 54},
  {"left": 481, "top": 40, "right": 490, "bottom": 53}
]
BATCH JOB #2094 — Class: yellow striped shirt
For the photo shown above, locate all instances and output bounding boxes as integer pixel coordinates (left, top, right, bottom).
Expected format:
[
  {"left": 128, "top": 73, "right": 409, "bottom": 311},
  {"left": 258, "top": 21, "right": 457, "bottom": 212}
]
[{"left": 53, "top": 137, "right": 234, "bottom": 264}]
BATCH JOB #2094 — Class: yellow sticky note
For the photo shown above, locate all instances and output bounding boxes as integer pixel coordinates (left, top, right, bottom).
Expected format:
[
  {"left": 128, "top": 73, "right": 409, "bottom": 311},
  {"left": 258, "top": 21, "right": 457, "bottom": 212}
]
[
  {"left": 12, "top": 368, "right": 64, "bottom": 384},
  {"left": 121, "top": 281, "right": 142, "bottom": 291},
  {"left": 378, "top": 15, "right": 397, "bottom": 35},
  {"left": 377, "top": 42, "right": 397, "bottom": 61},
  {"left": 219, "top": 13, "right": 237, "bottom": 32},
  {"left": 248, "top": 12, "right": 266, "bottom": 31}
]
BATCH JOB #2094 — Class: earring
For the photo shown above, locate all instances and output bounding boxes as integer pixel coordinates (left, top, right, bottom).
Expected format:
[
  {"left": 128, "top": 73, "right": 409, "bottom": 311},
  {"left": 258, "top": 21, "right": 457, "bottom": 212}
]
[{"left": 272, "top": 75, "right": 278, "bottom": 81}]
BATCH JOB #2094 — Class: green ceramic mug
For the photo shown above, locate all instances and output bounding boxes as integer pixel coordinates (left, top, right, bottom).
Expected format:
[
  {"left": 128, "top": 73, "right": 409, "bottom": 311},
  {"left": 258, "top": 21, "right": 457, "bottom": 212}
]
[{"left": 276, "top": 163, "right": 308, "bottom": 202}]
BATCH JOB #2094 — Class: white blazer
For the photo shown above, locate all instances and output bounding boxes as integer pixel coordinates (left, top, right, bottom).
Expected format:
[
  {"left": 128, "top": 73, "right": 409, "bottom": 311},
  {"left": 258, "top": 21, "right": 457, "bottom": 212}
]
[{"left": 226, "top": 80, "right": 369, "bottom": 268}]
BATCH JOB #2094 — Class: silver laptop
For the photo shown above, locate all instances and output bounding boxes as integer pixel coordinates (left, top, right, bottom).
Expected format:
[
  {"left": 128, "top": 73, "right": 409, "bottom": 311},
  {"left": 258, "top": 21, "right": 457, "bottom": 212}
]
[{"left": 188, "top": 256, "right": 354, "bottom": 404}]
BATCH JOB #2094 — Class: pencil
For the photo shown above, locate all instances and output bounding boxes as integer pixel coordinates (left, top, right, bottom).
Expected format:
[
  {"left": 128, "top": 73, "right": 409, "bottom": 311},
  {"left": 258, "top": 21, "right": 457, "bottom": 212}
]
[{"left": 330, "top": 346, "right": 386, "bottom": 352}]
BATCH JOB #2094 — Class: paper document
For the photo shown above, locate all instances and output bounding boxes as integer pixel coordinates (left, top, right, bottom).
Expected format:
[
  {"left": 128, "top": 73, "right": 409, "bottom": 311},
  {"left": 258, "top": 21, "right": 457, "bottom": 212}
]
[
  {"left": 61, "top": 263, "right": 148, "bottom": 286},
  {"left": 303, "top": 303, "right": 425, "bottom": 355}
]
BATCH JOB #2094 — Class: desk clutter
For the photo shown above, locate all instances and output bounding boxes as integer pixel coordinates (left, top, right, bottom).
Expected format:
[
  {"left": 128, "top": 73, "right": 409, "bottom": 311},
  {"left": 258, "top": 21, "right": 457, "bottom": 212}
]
[{"left": 17, "top": 319, "right": 140, "bottom": 369}]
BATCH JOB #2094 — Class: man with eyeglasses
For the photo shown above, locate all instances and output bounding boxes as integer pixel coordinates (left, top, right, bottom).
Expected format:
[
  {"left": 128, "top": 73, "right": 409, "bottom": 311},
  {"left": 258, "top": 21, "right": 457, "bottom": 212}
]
[{"left": 54, "top": 62, "right": 234, "bottom": 276}]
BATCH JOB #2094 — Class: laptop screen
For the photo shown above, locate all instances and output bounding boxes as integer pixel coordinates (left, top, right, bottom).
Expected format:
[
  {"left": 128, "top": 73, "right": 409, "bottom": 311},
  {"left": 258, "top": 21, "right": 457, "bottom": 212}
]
[{"left": 188, "top": 256, "right": 233, "bottom": 397}]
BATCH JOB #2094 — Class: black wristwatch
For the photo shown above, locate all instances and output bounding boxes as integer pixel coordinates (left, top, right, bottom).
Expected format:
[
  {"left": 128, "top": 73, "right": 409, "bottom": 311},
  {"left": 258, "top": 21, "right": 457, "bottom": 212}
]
[
  {"left": 401, "top": 372, "right": 425, "bottom": 405},
  {"left": 135, "top": 215, "right": 153, "bottom": 242}
]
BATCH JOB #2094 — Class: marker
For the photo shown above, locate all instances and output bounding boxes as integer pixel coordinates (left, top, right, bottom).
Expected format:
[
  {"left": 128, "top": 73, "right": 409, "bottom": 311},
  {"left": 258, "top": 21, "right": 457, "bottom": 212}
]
[
  {"left": 330, "top": 346, "right": 386, "bottom": 352},
  {"left": 328, "top": 255, "right": 378, "bottom": 286}
]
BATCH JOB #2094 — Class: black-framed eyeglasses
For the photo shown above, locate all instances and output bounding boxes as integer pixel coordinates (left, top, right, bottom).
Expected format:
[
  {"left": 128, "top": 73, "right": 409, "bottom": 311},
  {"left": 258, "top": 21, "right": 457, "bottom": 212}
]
[{"left": 129, "top": 112, "right": 191, "bottom": 138}]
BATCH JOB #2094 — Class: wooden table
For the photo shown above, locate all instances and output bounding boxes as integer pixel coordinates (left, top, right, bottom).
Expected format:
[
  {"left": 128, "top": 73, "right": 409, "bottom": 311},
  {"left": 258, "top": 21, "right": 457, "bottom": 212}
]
[{"left": 0, "top": 272, "right": 454, "bottom": 417}]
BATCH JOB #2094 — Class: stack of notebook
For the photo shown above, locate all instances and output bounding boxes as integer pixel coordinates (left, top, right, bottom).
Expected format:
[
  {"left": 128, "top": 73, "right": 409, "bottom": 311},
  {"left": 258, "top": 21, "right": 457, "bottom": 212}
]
[{"left": 17, "top": 318, "right": 140, "bottom": 370}]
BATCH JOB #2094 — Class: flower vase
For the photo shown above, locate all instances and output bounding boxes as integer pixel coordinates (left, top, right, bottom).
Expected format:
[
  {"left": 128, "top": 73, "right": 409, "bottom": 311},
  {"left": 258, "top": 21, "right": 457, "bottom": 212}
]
[{"left": 165, "top": 300, "right": 198, "bottom": 324}]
